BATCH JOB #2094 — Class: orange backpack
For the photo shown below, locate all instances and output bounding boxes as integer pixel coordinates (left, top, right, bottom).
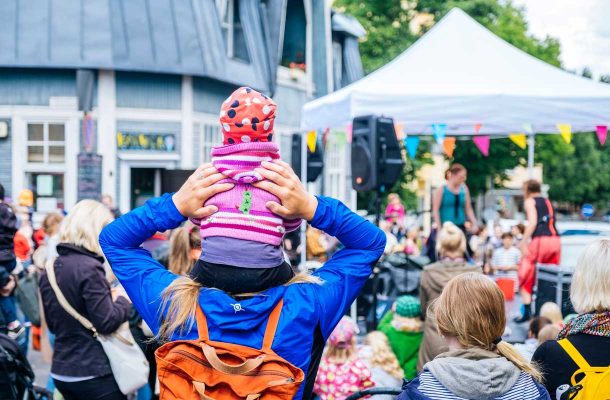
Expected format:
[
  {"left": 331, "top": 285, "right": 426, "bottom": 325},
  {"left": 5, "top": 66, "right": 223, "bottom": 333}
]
[{"left": 155, "top": 299, "right": 304, "bottom": 399}]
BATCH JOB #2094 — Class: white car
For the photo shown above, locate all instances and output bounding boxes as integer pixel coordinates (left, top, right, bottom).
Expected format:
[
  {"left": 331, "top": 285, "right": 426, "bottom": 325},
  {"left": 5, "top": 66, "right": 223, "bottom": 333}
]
[
  {"left": 556, "top": 221, "right": 610, "bottom": 237},
  {"left": 560, "top": 234, "right": 610, "bottom": 267}
]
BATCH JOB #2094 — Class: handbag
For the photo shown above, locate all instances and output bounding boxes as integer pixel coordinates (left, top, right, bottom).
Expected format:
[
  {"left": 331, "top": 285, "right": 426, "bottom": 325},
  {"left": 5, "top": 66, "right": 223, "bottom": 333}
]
[
  {"left": 45, "top": 259, "right": 149, "bottom": 394},
  {"left": 14, "top": 270, "right": 41, "bottom": 326}
]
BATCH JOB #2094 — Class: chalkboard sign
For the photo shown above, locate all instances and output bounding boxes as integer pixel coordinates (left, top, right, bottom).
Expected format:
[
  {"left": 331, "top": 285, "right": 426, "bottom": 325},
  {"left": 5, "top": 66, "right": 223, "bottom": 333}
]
[{"left": 77, "top": 153, "right": 103, "bottom": 201}]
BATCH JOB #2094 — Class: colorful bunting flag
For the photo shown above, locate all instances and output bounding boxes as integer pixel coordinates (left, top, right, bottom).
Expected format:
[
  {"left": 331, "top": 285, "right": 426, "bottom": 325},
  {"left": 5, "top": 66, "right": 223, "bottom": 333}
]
[
  {"left": 394, "top": 123, "right": 405, "bottom": 139},
  {"left": 473, "top": 135, "right": 490, "bottom": 157},
  {"left": 509, "top": 133, "right": 527, "bottom": 149},
  {"left": 404, "top": 136, "right": 420, "bottom": 158},
  {"left": 306, "top": 130, "right": 317, "bottom": 152},
  {"left": 557, "top": 124, "right": 572, "bottom": 144},
  {"left": 523, "top": 123, "right": 533, "bottom": 134},
  {"left": 596, "top": 125, "right": 607, "bottom": 145},
  {"left": 474, "top": 123, "right": 482, "bottom": 134},
  {"left": 335, "top": 130, "right": 347, "bottom": 148},
  {"left": 431, "top": 123, "right": 447, "bottom": 145},
  {"left": 346, "top": 124, "right": 353, "bottom": 143},
  {"left": 443, "top": 137, "right": 456, "bottom": 158},
  {"left": 322, "top": 128, "right": 330, "bottom": 148}
]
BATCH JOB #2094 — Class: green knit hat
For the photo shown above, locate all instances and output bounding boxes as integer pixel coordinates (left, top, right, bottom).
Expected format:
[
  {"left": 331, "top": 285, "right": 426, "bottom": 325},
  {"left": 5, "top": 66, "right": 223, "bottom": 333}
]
[{"left": 395, "top": 295, "right": 421, "bottom": 318}]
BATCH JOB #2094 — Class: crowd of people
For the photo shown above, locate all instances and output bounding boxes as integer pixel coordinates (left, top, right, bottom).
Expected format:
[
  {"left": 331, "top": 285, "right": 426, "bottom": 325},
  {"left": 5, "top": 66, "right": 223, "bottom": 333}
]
[{"left": 0, "top": 87, "right": 608, "bottom": 400}]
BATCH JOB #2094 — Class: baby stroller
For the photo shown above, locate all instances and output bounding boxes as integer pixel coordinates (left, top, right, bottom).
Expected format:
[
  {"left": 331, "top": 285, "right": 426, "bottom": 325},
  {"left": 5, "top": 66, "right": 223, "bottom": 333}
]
[{"left": 0, "top": 333, "right": 52, "bottom": 400}]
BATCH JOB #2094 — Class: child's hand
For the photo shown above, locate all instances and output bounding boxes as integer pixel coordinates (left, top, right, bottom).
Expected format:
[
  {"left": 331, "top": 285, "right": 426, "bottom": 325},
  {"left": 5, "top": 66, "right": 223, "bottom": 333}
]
[
  {"left": 253, "top": 160, "right": 318, "bottom": 221},
  {"left": 172, "top": 163, "right": 234, "bottom": 219}
]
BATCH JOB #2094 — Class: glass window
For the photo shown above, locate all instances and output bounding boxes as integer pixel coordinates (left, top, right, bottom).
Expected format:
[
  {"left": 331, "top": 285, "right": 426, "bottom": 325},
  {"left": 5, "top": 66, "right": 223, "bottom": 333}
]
[
  {"left": 281, "top": 0, "right": 307, "bottom": 69},
  {"left": 49, "top": 124, "right": 65, "bottom": 141},
  {"left": 216, "top": 0, "right": 250, "bottom": 62},
  {"left": 28, "top": 124, "right": 44, "bottom": 141},
  {"left": 28, "top": 173, "right": 64, "bottom": 211},
  {"left": 26, "top": 122, "right": 66, "bottom": 164}
]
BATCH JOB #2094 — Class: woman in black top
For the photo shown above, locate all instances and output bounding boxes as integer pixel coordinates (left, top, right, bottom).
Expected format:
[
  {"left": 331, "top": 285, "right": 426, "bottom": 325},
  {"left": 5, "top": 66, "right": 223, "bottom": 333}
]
[
  {"left": 39, "top": 200, "right": 131, "bottom": 400},
  {"left": 532, "top": 239, "right": 610, "bottom": 399},
  {"left": 515, "top": 179, "right": 561, "bottom": 322}
]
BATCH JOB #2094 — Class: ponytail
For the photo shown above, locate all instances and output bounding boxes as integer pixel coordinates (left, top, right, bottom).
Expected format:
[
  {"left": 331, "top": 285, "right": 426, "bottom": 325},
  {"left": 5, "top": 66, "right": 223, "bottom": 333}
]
[
  {"left": 496, "top": 341, "right": 543, "bottom": 382},
  {"left": 157, "top": 276, "right": 203, "bottom": 341}
]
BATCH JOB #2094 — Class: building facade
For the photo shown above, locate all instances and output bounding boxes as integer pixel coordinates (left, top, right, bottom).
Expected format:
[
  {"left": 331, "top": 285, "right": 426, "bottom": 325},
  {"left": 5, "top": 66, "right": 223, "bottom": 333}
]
[{"left": 0, "top": 0, "right": 364, "bottom": 216}]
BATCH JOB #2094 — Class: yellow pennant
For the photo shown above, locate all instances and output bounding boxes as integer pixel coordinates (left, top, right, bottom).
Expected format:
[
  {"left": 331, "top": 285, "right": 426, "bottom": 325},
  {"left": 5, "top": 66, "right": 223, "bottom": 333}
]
[
  {"left": 443, "top": 137, "right": 456, "bottom": 158},
  {"left": 509, "top": 133, "right": 527, "bottom": 149},
  {"left": 306, "top": 130, "right": 317, "bottom": 152},
  {"left": 557, "top": 123, "right": 572, "bottom": 144}
]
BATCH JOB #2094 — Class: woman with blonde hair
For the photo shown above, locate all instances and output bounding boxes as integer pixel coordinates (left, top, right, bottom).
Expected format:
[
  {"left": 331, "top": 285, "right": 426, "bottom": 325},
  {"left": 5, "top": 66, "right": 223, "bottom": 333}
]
[
  {"left": 99, "top": 161, "right": 386, "bottom": 400},
  {"left": 400, "top": 273, "right": 550, "bottom": 399},
  {"left": 418, "top": 221, "right": 480, "bottom": 369},
  {"left": 39, "top": 200, "right": 131, "bottom": 400},
  {"left": 533, "top": 239, "right": 610, "bottom": 399},
  {"left": 167, "top": 223, "right": 201, "bottom": 275},
  {"left": 360, "top": 331, "right": 403, "bottom": 398}
]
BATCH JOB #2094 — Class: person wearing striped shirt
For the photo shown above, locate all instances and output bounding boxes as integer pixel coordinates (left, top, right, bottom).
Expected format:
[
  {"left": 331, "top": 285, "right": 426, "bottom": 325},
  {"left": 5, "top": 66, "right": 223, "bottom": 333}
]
[
  {"left": 491, "top": 232, "right": 521, "bottom": 277},
  {"left": 399, "top": 273, "right": 550, "bottom": 400}
]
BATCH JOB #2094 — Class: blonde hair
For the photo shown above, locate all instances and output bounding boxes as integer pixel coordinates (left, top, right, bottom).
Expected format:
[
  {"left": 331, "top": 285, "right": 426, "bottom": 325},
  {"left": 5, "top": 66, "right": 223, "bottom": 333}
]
[
  {"left": 157, "top": 272, "right": 322, "bottom": 341},
  {"left": 434, "top": 273, "right": 542, "bottom": 381},
  {"left": 326, "top": 339, "right": 356, "bottom": 363},
  {"left": 570, "top": 239, "right": 610, "bottom": 313},
  {"left": 168, "top": 223, "right": 201, "bottom": 276},
  {"left": 59, "top": 200, "right": 113, "bottom": 256},
  {"left": 436, "top": 222, "right": 466, "bottom": 256},
  {"left": 364, "top": 331, "right": 403, "bottom": 380},
  {"left": 537, "top": 324, "right": 561, "bottom": 344},
  {"left": 539, "top": 302, "right": 563, "bottom": 325}
]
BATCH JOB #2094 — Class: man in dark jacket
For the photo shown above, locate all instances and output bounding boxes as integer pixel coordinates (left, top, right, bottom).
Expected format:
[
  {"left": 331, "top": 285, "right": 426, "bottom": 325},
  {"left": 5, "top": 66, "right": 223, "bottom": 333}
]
[{"left": 0, "top": 184, "right": 23, "bottom": 339}]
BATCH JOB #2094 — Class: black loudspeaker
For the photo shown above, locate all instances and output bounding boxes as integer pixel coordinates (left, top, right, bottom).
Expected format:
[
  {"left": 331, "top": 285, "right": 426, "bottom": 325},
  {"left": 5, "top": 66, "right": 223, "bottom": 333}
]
[
  {"left": 351, "top": 115, "right": 404, "bottom": 191},
  {"left": 291, "top": 133, "right": 324, "bottom": 182},
  {"left": 535, "top": 264, "right": 575, "bottom": 317},
  {"left": 161, "top": 169, "right": 195, "bottom": 193}
]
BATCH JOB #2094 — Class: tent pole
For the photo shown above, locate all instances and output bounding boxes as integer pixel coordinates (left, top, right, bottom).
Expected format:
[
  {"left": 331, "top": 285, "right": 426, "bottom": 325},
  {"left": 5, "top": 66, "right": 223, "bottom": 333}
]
[
  {"left": 300, "top": 132, "right": 308, "bottom": 269},
  {"left": 527, "top": 133, "right": 535, "bottom": 178}
]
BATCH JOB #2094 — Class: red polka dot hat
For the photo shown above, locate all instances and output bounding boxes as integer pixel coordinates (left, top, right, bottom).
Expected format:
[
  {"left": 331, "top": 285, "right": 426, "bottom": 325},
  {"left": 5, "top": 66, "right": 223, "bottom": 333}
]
[{"left": 219, "top": 87, "right": 276, "bottom": 145}]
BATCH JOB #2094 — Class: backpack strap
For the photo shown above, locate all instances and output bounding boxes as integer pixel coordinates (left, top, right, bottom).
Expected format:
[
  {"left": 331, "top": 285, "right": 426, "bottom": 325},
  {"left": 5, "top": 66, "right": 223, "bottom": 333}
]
[
  {"left": 558, "top": 338, "right": 591, "bottom": 370},
  {"left": 262, "top": 299, "right": 284, "bottom": 351},
  {"left": 195, "top": 305, "right": 210, "bottom": 341},
  {"left": 195, "top": 298, "right": 284, "bottom": 349}
]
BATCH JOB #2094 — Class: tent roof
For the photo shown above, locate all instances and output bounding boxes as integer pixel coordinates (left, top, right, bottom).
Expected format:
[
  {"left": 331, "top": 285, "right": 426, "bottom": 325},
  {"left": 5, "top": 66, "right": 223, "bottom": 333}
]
[{"left": 302, "top": 8, "right": 610, "bottom": 135}]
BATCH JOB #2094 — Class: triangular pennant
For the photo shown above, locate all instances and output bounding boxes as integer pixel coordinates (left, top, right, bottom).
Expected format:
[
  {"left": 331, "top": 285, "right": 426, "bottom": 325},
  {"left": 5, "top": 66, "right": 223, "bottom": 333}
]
[
  {"left": 335, "top": 130, "right": 347, "bottom": 148},
  {"left": 404, "top": 136, "right": 420, "bottom": 158},
  {"left": 394, "top": 123, "right": 404, "bottom": 139},
  {"left": 523, "top": 123, "right": 533, "bottom": 134},
  {"left": 346, "top": 124, "right": 353, "bottom": 143},
  {"left": 473, "top": 135, "right": 490, "bottom": 157},
  {"left": 431, "top": 123, "right": 447, "bottom": 145},
  {"left": 557, "top": 123, "right": 572, "bottom": 144},
  {"left": 596, "top": 125, "right": 607, "bottom": 145},
  {"left": 474, "top": 123, "right": 482, "bottom": 134},
  {"left": 509, "top": 133, "right": 527, "bottom": 149},
  {"left": 306, "top": 130, "right": 317, "bottom": 152},
  {"left": 322, "top": 128, "right": 330, "bottom": 148},
  {"left": 443, "top": 137, "right": 456, "bottom": 158}
]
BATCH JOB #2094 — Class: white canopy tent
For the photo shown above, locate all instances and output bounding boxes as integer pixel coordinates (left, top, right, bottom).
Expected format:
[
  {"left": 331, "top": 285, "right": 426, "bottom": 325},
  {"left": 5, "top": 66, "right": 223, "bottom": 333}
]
[{"left": 301, "top": 8, "right": 610, "bottom": 136}]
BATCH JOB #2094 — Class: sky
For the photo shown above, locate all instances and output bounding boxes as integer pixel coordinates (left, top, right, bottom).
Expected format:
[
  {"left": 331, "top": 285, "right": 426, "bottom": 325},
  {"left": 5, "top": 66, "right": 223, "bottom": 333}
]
[{"left": 512, "top": 0, "right": 610, "bottom": 77}]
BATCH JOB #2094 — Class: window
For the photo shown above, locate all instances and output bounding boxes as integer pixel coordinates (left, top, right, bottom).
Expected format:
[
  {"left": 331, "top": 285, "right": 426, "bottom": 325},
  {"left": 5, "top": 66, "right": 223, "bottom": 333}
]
[
  {"left": 216, "top": 0, "right": 250, "bottom": 62},
  {"left": 28, "top": 173, "right": 64, "bottom": 211},
  {"left": 27, "top": 123, "right": 65, "bottom": 164},
  {"left": 281, "top": 0, "right": 307, "bottom": 69},
  {"left": 201, "top": 124, "right": 223, "bottom": 163}
]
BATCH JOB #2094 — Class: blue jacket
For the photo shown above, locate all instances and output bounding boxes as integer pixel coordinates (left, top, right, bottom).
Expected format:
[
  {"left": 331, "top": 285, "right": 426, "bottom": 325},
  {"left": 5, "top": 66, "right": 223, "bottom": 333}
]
[{"left": 99, "top": 193, "right": 386, "bottom": 400}]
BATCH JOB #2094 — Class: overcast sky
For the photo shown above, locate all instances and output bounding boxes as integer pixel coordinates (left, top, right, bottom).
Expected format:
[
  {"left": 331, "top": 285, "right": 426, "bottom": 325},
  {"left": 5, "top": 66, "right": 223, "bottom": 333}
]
[{"left": 512, "top": 0, "right": 610, "bottom": 77}]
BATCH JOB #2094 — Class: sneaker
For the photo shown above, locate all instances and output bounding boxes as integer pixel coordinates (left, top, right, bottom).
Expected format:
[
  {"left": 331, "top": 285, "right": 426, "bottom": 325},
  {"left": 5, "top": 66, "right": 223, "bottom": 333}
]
[{"left": 512, "top": 304, "right": 531, "bottom": 323}]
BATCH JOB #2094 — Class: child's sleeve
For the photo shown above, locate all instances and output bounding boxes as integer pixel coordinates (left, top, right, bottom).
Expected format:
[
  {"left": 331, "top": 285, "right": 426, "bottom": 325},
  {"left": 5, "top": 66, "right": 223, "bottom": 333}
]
[{"left": 283, "top": 218, "right": 302, "bottom": 233}]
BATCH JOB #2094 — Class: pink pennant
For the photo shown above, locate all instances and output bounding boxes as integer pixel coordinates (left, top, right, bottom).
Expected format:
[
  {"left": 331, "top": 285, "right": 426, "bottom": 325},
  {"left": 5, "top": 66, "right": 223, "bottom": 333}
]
[
  {"left": 596, "top": 125, "right": 607, "bottom": 145},
  {"left": 346, "top": 124, "right": 353, "bottom": 143},
  {"left": 473, "top": 135, "right": 490, "bottom": 157}
]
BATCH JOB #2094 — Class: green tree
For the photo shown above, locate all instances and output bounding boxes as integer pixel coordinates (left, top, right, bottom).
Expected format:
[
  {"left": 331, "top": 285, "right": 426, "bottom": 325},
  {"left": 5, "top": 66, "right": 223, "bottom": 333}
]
[
  {"left": 600, "top": 74, "right": 610, "bottom": 84},
  {"left": 581, "top": 67, "right": 593, "bottom": 79},
  {"left": 333, "top": 0, "right": 418, "bottom": 74}
]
